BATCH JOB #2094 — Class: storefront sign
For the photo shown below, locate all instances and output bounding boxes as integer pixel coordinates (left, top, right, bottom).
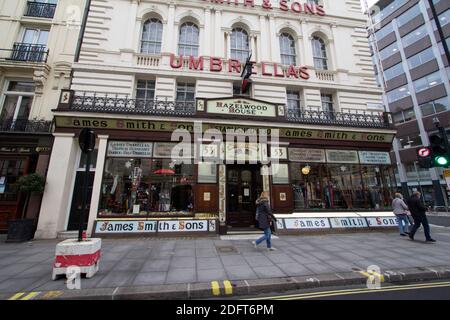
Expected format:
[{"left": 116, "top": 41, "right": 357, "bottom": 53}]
[
  {"left": 96, "top": 221, "right": 158, "bottom": 233},
  {"left": 95, "top": 219, "right": 214, "bottom": 234},
  {"left": 207, "top": 98, "right": 276, "bottom": 117},
  {"left": 157, "top": 220, "right": 209, "bottom": 232},
  {"left": 359, "top": 151, "right": 391, "bottom": 165},
  {"left": 55, "top": 116, "right": 395, "bottom": 143},
  {"left": 289, "top": 148, "right": 326, "bottom": 163},
  {"left": 283, "top": 218, "right": 330, "bottom": 230},
  {"left": 444, "top": 170, "right": 450, "bottom": 192},
  {"left": 154, "top": 142, "right": 193, "bottom": 158},
  {"left": 329, "top": 217, "right": 368, "bottom": 228},
  {"left": 107, "top": 141, "right": 153, "bottom": 158},
  {"left": 225, "top": 142, "right": 263, "bottom": 162},
  {"left": 366, "top": 217, "right": 398, "bottom": 227},
  {"left": 326, "top": 150, "right": 359, "bottom": 164}
]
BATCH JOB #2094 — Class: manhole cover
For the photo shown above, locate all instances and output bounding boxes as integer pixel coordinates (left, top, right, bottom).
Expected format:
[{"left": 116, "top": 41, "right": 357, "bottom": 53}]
[{"left": 216, "top": 246, "right": 238, "bottom": 253}]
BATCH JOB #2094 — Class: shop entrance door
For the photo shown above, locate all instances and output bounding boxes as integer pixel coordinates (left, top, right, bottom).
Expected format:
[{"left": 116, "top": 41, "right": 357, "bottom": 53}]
[{"left": 226, "top": 165, "right": 263, "bottom": 228}]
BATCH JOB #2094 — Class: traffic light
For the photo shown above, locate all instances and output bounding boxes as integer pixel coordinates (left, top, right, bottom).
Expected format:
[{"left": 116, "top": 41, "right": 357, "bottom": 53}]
[
  {"left": 417, "top": 147, "right": 433, "bottom": 169},
  {"left": 429, "top": 133, "right": 449, "bottom": 167}
]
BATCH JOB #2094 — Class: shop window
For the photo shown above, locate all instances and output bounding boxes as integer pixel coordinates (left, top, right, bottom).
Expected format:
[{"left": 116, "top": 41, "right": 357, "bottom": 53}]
[
  {"left": 141, "top": 18, "right": 163, "bottom": 55},
  {"left": 271, "top": 163, "right": 289, "bottom": 184},
  {"left": 289, "top": 163, "right": 395, "bottom": 210},
  {"left": 198, "top": 162, "right": 217, "bottom": 184},
  {"left": 178, "top": 22, "right": 199, "bottom": 57},
  {"left": 0, "top": 159, "right": 27, "bottom": 202},
  {"left": 99, "top": 158, "right": 194, "bottom": 216}
]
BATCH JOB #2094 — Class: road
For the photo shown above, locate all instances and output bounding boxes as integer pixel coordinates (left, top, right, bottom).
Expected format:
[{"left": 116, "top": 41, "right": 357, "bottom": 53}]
[
  {"left": 428, "top": 215, "right": 450, "bottom": 227},
  {"left": 242, "top": 280, "right": 450, "bottom": 300}
]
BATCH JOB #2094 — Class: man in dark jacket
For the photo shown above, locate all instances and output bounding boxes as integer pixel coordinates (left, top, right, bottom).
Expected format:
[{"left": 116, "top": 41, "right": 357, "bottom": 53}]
[
  {"left": 252, "top": 192, "right": 277, "bottom": 251},
  {"left": 406, "top": 191, "right": 436, "bottom": 242}
]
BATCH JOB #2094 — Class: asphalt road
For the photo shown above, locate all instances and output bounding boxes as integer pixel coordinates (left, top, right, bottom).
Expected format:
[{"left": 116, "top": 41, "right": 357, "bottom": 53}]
[{"left": 242, "top": 281, "right": 450, "bottom": 300}]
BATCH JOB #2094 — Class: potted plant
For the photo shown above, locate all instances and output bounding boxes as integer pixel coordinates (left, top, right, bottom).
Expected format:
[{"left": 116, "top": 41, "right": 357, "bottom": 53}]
[{"left": 6, "top": 173, "right": 46, "bottom": 242}]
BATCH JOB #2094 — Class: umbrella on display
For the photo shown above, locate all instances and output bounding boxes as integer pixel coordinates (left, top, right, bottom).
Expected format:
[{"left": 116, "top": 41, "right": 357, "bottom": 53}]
[{"left": 153, "top": 168, "right": 175, "bottom": 175}]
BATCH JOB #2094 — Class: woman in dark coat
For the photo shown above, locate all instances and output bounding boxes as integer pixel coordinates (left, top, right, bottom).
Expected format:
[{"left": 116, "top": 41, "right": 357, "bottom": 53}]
[{"left": 252, "top": 192, "right": 277, "bottom": 251}]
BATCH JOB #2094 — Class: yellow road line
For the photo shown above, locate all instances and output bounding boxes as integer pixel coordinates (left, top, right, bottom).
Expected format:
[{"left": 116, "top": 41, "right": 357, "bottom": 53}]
[
  {"left": 223, "top": 280, "right": 233, "bottom": 295},
  {"left": 41, "top": 291, "right": 63, "bottom": 299},
  {"left": 20, "top": 292, "right": 41, "bottom": 300},
  {"left": 359, "top": 270, "right": 385, "bottom": 282},
  {"left": 8, "top": 292, "right": 25, "bottom": 300},
  {"left": 247, "top": 281, "right": 450, "bottom": 300},
  {"left": 211, "top": 281, "right": 220, "bottom": 296}
]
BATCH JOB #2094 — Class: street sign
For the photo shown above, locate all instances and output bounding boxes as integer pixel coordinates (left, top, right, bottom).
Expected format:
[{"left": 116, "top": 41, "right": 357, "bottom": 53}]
[{"left": 417, "top": 147, "right": 431, "bottom": 158}]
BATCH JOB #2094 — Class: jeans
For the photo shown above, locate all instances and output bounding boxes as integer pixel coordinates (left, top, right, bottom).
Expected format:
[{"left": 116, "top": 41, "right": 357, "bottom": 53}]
[
  {"left": 410, "top": 215, "right": 432, "bottom": 240},
  {"left": 396, "top": 215, "right": 410, "bottom": 234},
  {"left": 256, "top": 227, "right": 272, "bottom": 248}
]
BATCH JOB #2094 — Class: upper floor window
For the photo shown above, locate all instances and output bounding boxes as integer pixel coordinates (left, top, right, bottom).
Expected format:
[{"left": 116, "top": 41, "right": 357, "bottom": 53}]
[
  {"left": 321, "top": 93, "right": 333, "bottom": 112},
  {"left": 25, "top": 0, "right": 57, "bottom": 19},
  {"left": 399, "top": 135, "right": 422, "bottom": 149},
  {"left": 420, "top": 97, "right": 450, "bottom": 116},
  {"left": 230, "top": 28, "right": 250, "bottom": 62},
  {"left": 22, "top": 27, "right": 49, "bottom": 45},
  {"left": 312, "top": 36, "right": 328, "bottom": 70},
  {"left": 396, "top": 5, "right": 421, "bottom": 27},
  {"left": 279, "top": 33, "right": 296, "bottom": 65},
  {"left": 407, "top": 47, "right": 434, "bottom": 69},
  {"left": 176, "top": 82, "right": 195, "bottom": 102},
  {"left": 413, "top": 71, "right": 443, "bottom": 93},
  {"left": 402, "top": 25, "right": 427, "bottom": 48},
  {"left": 379, "top": 42, "right": 399, "bottom": 61},
  {"left": 0, "top": 81, "right": 35, "bottom": 128},
  {"left": 141, "top": 18, "right": 163, "bottom": 55},
  {"left": 136, "top": 80, "right": 155, "bottom": 101},
  {"left": 178, "top": 22, "right": 199, "bottom": 56},
  {"left": 387, "top": 86, "right": 410, "bottom": 103},
  {"left": 392, "top": 108, "right": 416, "bottom": 124},
  {"left": 286, "top": 90, "right": 301, "bottom": 116},
  {"left": 383, "top": 63, "right": 404, "bottom": 81},
  {"left": 374, "top": 22, "right": 394, "bottom": 40}
]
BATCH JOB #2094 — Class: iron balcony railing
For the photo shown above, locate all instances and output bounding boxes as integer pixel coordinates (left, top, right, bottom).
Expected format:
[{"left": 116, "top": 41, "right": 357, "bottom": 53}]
[
  {"left": 0, "top": 43, "right": 49, "bottom": 63},
  {"left": 70, "top": 92, "right": 196, "bottom": 116},
  {"left": 24, "top": 1, "right": 56, "bottom": 19},
  {"left": 66, "top": 92, "right": 391, "bottom": 129},
  {"left": 285, "top": 108, "right": 387, "bottom": 128},
  {"left": 0, "top": 119, "right": 53, "bottom": 133}
]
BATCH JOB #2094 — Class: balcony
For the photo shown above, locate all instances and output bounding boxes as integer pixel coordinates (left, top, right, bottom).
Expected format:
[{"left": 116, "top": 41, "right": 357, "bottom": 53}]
[
  {"left": 0, "top": 43, "right": 49, "bottom": 63},
  {"left": 60, "top": 91, "right": 394, "bottom": 129},
  {"left": 24, "top": 1, "right": 56, "bottom": 19},
  {"left": 0, "top": 119, "right": 53, "bottom": 134},
  {"left": 285, "top": 107, "right": 389, "bottom": 129}
]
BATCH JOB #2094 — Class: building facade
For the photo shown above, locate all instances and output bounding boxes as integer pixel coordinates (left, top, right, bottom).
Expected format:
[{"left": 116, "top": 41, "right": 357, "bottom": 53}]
[
  {"left": 35, "top": 0, "right": 397, "bottom": 239},
  {"left": 368, "top": 0, "right": 450, "bottom": 207},
  {"left": 0, "top": 0, "right": 86, "bottom": 232}
]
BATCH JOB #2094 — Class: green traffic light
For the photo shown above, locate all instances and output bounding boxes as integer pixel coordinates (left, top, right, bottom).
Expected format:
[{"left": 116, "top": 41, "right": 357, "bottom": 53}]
[{"left": 436, "top": 156, "right": 449, "bottom": 166}]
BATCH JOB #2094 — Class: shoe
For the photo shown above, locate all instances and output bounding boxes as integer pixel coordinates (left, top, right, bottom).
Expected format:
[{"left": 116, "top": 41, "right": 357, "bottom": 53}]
[
  {"left": 408, "top": 234, "right": 414, "bottom": 241},
  {"left": 268, "top": 247, "right": 277, "bottom": 251},
  {"left": 400, "top": 233, "right": 407, "bottom": 236},
  {"left": 251, "top": 241, "right": 257, "bottom": 248},
  {"left": 426, "top": 239, "right": 436, "bottom": 243}
]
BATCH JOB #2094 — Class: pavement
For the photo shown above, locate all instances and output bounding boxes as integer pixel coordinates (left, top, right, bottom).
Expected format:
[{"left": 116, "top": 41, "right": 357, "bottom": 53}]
[{"left": 1, "top": 224, "right": 450, "bottom": 300}]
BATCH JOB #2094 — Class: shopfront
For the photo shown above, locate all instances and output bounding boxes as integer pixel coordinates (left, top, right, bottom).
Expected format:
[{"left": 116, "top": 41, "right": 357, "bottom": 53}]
[{"left": 46, "top": 101, "right": 396, "bottom": 237}]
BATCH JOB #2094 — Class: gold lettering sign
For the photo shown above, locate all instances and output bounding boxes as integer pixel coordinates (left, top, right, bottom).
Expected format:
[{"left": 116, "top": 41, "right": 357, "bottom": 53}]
[
  {"left": 207, "top": 98, "right": 277, "bottom": 117},
  {"left": 54, "top": 116, "right": 394, "bottom": 143}
]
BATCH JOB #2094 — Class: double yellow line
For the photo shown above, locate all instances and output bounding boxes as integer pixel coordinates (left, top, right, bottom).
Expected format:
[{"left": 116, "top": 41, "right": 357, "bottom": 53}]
[
  {"left": 211, "top": 280, "right": 233, "bottom": 296},
  {"left": 247, "top": 281, "right": 450, "bottom": 300},
  {"left": 8, "top": 292, "right": 41, "bottom": 300}
]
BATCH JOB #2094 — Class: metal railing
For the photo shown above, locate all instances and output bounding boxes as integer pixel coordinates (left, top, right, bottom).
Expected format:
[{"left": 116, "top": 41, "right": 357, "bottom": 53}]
[
  {"left": 0, "top": 43, "right": 49, "bottom": 63},
  {"left": 285, "top": 108, "right": 387, "bottom": 128},
  {"left": 66, "top": 91, "right": 391, "bottom": 128},
  {"left": 0, "top": 119, "right": 52, "bottom": 133},
  {"left": 24, "top": 1, "right": 56, "bottom": 18},
  {"left": 70, "top": 92, "right": 196, "bottom": 116}
]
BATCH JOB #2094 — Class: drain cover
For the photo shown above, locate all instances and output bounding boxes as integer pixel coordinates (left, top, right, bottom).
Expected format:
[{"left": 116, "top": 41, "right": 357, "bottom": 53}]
[{"left": 216, "top": 246, "right": 238, "bottom": 253}]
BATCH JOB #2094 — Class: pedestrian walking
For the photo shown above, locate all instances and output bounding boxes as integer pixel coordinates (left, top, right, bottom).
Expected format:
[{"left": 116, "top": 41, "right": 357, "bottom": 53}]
[
  {"left": 252, "top": 192, "right": 277, "bottom": 251},
  {"left": 392, "top": 193, "right": 411, "bottom": 236},
  {"left": 406, "top": 191, "right": 436, "bottom": 242}
]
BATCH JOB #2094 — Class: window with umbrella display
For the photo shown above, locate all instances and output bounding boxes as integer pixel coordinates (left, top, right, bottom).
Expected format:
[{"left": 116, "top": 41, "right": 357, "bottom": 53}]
[{"left": 99, "top": 142, "right": 194, "bottom": 217}]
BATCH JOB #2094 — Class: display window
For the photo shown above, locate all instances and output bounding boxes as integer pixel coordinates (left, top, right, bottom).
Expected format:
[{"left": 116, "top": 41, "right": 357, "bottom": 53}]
[{"left": 99, "top": 157, "right": 194, "bottom": 217}]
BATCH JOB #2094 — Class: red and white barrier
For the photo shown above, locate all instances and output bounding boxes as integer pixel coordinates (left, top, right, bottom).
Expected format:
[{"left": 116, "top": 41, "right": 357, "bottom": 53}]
[{"left": 52, "top": 238, "right": 102, "bottom": 280}]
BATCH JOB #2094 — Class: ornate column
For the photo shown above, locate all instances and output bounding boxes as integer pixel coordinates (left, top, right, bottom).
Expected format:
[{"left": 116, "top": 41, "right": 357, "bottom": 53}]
[
  {"left": 164, "top": 3, "right": 176, "bottom": 53},
  {"left": 259, "top": 15, "right": 269, "bottom": 61},
  {"left": 268, "top": 14, "right": 280, "bottom": 63},
  {"left": 214, "top": 9, "right": 223, "bottom": 57},
  {"left": 301, "top": 19, "right": 314, "bottom": 68},
  {"left": 125, "top": 0, "right": 139, "bottom": 50},
  {"left": 250, "top": 33, "right": 257, "bottom": 58},
  {"left": 255, "top": 32, "right": 262, "bottom": 63},
  {"left": 203, "top": 7, "right": 211, "bottom": 56},
  {"left": 329, "top": 23, "right": 338, "bottom": 70},
  {"left": 225, "top": 31, "right": 231, "bottom": 59}
]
